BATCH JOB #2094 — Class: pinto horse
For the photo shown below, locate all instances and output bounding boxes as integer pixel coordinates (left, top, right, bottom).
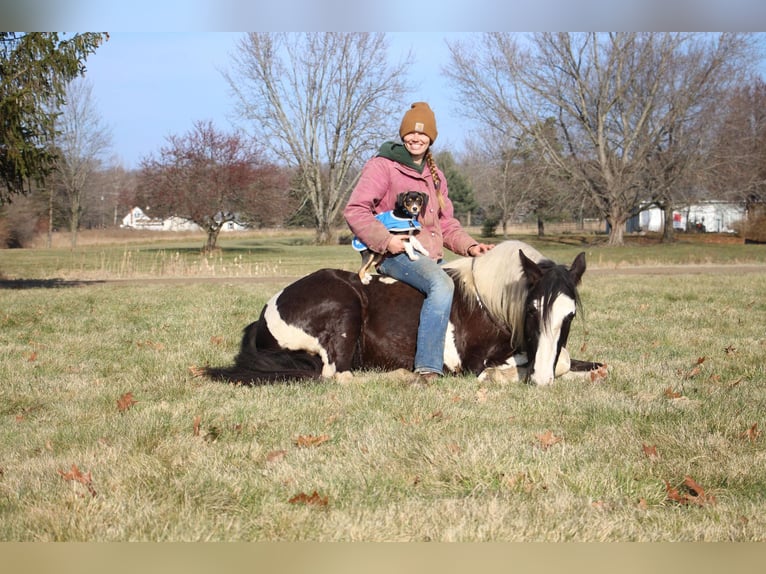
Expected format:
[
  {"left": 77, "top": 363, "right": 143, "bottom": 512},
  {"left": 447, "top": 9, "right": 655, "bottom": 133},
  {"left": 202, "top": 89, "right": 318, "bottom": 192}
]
[{"left": 203, "top": 240, "right": 602, "bottom": 386}]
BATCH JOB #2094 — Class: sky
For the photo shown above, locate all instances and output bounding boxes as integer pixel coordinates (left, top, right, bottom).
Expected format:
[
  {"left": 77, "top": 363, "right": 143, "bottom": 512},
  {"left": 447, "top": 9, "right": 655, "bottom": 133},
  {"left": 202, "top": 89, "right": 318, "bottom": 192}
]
[
  {"left": 82, "top": 32, "right": 476, "bottom": 170},
  {"left": 8, "top": 0, "right": 764, "bottom": 170}
]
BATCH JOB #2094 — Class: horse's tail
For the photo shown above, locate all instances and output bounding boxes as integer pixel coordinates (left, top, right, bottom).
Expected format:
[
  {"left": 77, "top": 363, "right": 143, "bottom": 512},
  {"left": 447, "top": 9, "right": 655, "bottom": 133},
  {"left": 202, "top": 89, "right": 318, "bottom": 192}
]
[
  {"left": 202, "top": 351, "right": 323, "bottom": 385},
  {"left": 202, "top": 318, "right": 324, "bottom": 385}
]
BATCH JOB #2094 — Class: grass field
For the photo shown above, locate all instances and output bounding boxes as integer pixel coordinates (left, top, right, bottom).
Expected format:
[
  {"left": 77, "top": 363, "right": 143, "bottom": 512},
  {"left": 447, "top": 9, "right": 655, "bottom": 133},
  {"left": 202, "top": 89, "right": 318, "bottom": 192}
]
[{"left": 1, "top": 229, "right": 765, "bottom": 541}]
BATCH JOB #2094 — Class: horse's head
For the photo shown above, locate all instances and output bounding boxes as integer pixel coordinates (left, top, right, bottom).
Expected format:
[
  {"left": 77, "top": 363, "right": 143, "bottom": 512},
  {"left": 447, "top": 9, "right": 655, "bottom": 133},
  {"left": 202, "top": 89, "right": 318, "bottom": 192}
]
[{"left": 519, "top": 249, "right": 586, "bottom": 386}]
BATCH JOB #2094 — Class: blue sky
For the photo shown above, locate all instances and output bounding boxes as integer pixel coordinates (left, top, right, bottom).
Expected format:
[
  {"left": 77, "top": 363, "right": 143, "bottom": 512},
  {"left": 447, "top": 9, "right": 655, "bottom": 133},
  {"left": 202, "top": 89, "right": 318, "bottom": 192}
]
[
  {"left": 83, "top": 32, "right": 476, "bottom": 169},
  {"left": 11, "top": 0, "right": 764, "bottom": 169}
]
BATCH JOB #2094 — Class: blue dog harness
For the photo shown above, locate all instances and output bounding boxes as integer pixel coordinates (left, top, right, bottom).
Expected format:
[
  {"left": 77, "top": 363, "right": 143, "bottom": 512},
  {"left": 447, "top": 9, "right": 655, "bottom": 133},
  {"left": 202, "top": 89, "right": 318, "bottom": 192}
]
[{"left": 352, "top": 211, "right": 422, "bottom": 252}]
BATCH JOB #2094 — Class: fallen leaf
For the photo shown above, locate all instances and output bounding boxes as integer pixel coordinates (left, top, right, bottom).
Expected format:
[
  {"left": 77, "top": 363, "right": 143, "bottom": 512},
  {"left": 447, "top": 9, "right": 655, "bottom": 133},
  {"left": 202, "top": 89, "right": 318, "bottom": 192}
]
[
  {"left": 210, "top": 336, "right": 224, "bottom": 346},
  {"left": 664, "top": 475, "right": 716, "bottom": 506},
  {"left": 294, "top": 434, "right": 330, "bottom": 448},
  {"left": 589, "top": 364, "right": 609, "bottom": 383},
  {"left": 664, "top": 480, "right": 687, "bottom": 505},
  {"left": 637, "top": 498, "right": 648, "bottom": 510},
  {"left": 683, "top": 475, "right": 716, "bottom": 505},
  {"left": 117, "top": 392, "right": 137, "bottom": 412},
  {"left": 740, "top": 423, "right": 761, "bottom": 442},
  {"left": 664, "top": 387, "right": 682, "bottom": 399},
  {"left": 447, "top": 442, "right": 461, "bottom": 454},
  {"left": 288, "top": 490, "right": 328, "bottom": 507},
  {"left": 642, "top": 443, "right": 660, "bottom": 462},
  {"left": 58, "top": 464, "right": 97, "bottom": 497},
  {"left": 188, "top": 365, "right": 205, "bottom": 377},
  {"left": 724, "top": 344, "right": 737, "bottom": 355},
  {"left": 536, "top": 430, "right": 562, "bottom": 450},
  {"left": 266, "top": 449, "right": 287, "bottom": 463},
  {"left": 27, "top": 351, "right": 37, "bottom": 362},
  {"left": 684, "top": 366, "right": 701, "bottom": 379}
]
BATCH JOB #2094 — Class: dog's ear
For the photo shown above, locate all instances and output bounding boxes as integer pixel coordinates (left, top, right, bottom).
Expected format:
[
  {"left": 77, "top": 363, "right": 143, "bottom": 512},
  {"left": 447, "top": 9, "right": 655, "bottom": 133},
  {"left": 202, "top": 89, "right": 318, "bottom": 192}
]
[
  {"left": 418, "top": 192, "right": 429, "bottom": 210},
  {"left": 395, "top": 192, "right": 406, "bottom": 210}
]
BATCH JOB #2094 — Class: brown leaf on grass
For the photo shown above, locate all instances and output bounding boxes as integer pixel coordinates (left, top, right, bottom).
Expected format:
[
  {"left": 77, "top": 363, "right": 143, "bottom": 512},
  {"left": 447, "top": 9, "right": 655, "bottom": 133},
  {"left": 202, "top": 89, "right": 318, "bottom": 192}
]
[
  {"left": 664, "top": 387, "right": 683, "bottom": 399},
  {"left": 27, "top": 351, "right": 37, "bottom": 362},
  {"left": 664, "top": 475, "right": 716, "bottom": 506},
  {"left": 294, "top": 434, "right": 330, "bottom": 448},
  {"left": 58, "top": 464, "right": 97, "bottom": 497},
  {"left": 740, "top": 423, "right": 761, "bottom": 442},
  {"left": 724, "top": 344, "right": 737, "bottom": 356},
  {"left": 642, "top": 443, "right": 660, "bottom": 462},
  {"left": 684, "top": 366, "right": 702, "bottom": 379},
  {"left": 266, "top": 449, "right": 287, "bottom": 463},
  {"left": 536, "top": 430, "right": 562, "bottom": 450},
  {"left": 192, "top": 415, "right": 202, "bottom": 437},
  {"left": 210, "top": 336, "right": 224, "bottom": 346},
  {"left": 589, "top": 364, "right": 609, "bottom": 383},
  {"left": 117, "top": 392, "right": 137, "bottom": 412},
  {"left": 288, "top": 490, "right": 328, "bottom": 507},
  {"left": 188, "top": 365, "right": 206, "bottom": 377}
]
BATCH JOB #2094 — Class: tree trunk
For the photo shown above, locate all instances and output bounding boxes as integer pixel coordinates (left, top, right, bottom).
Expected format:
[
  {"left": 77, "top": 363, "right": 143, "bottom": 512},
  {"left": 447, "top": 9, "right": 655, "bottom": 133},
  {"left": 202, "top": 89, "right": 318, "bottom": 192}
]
[
  {"left": 315, "top": 221, "right": 335, "bottom": 245},
  {"left": 607, "top": 220, "right": 625, "bottom": 245},
  {"left": 661, "top": 202, "right": 676, "bottom": 243},
  {"left": 537, "top": 216, "right": 545, "bottom": 238},
  {"left": 204, "top": 227, "right": 221, "bottom": 252}
]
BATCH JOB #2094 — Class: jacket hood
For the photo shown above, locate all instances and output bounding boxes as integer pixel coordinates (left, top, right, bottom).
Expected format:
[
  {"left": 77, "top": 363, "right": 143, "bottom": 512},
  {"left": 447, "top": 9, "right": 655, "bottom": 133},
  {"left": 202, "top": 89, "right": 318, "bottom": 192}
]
[{"left": 376, "top": 141, "right": 425, "bottom": 174}]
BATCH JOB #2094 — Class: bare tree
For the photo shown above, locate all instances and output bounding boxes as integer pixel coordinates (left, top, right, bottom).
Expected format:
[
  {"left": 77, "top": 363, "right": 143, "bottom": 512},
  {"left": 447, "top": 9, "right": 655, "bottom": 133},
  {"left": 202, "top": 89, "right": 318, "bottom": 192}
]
[
  {"left": 446, "top": 33, "right": 758, "bottom": 245},
  {"left": 708, "top": 78, "right": 766, "bottom": 204},
  {"left": 137, "top": 120, "right": 288, "bottom": 252},
  {"left": 50, "top": 77, "right": 112, "bottom": 247},
  {"left": 224, "top": 32, "right": 409, "bottom": 244}
]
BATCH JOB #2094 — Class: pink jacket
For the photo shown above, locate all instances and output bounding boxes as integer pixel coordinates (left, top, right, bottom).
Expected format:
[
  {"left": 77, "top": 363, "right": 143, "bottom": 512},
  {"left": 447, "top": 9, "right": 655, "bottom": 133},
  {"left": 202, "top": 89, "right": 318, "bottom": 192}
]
[{"left": 344, "top": 153, "right": 478, "bottom": 261}]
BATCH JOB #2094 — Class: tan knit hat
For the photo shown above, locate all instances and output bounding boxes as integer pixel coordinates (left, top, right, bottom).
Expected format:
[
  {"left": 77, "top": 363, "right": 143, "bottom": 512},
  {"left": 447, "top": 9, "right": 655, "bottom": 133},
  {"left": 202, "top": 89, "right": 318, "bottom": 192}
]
[{"left": 399, "top": 102, "right": 438, "bottom": 143}]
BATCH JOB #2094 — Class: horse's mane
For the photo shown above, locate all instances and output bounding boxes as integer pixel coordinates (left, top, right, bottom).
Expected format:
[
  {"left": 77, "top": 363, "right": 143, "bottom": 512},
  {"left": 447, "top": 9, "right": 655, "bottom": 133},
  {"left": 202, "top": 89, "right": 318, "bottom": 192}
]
[{"left": 445, "top": 240, "right": 547, "bottom": 346}]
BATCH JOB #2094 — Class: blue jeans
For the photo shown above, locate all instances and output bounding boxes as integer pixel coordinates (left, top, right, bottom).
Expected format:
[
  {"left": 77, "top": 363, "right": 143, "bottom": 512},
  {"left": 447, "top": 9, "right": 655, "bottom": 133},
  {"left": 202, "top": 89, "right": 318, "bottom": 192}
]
[{"left": 378, "top": 253, "right": 454, "bottom": 375}]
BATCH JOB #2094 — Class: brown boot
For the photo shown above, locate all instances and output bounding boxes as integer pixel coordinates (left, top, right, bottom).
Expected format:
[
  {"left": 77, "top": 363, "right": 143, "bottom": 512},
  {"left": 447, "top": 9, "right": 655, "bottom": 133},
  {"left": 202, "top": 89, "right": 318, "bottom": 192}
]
[{"left": 407, "top": 371, "right": 440, "bottom": 388}]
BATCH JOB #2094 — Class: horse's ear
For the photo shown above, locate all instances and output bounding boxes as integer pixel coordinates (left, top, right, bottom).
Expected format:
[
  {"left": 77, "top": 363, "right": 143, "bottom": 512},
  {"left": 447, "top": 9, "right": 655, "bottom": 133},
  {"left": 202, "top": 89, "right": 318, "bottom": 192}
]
[
  {"left": 569, "top": 251, "right": 587, "bottom": 284},
  {"left": 519, "top": 249, "right": 543, "bottom": 285}
]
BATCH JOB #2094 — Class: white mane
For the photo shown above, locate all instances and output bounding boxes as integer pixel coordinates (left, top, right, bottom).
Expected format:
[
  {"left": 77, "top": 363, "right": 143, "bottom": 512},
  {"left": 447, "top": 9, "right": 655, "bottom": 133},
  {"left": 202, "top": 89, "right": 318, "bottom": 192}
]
[{"left": 444, "top": 240, "right": 546, "bottom": 346}]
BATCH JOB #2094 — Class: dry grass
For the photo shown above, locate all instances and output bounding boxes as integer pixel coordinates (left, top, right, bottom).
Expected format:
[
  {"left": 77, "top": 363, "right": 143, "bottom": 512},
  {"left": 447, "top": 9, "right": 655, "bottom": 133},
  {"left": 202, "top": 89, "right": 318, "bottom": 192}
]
[{"left": 1, "top": 235, "right": 765, "bottom": 541}]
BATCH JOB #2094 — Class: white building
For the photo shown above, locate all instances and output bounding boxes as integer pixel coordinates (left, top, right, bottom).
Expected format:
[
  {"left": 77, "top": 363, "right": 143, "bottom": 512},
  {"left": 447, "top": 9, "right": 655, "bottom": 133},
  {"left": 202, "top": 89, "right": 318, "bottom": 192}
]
[
  {"left": 630, "top": 202, "right": 745, "bottom": 233},
  {"left": 120, "top": 207, "right": 247, "bottom": 232}
]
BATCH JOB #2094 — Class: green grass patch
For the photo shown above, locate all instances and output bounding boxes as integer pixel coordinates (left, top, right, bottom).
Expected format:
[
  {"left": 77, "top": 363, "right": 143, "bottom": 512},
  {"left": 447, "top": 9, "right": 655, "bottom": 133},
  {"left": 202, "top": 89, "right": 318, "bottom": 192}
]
[{"left": 0, "top": 233, "right": 765, "bottom": 540}]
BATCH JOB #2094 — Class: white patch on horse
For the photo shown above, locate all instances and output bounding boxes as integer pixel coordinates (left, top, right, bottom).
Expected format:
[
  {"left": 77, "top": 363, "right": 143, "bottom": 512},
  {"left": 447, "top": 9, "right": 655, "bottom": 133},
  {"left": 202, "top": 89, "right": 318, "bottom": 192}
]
[
  {"left": 263, "top": 291, "right": 337, "bottom": 377},
  {"left": 531, "top": 294, "right": 576, "bottom": 386},
  {"left": 443, "top": 321, "right": 461, "bottom": 372}
]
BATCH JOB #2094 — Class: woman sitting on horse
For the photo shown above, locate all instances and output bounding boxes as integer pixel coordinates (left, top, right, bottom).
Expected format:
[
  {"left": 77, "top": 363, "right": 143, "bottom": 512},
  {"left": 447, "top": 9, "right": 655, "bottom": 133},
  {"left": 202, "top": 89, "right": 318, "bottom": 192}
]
[{"left": 343, "top": 102, "right": 493, "bottom": 386}]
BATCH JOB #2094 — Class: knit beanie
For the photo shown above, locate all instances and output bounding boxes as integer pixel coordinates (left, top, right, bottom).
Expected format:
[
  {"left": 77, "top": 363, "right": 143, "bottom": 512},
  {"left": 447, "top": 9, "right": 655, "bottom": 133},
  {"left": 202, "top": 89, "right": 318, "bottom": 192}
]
[{"left": 399, "top": 102, "right": 438, "bottom": 143}]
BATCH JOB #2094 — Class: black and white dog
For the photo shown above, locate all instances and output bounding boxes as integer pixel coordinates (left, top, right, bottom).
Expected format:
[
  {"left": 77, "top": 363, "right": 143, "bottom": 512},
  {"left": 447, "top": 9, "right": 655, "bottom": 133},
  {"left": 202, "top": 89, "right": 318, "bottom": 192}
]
[{"left": 352, "top": 191, "right": 430, "bottom": 285}]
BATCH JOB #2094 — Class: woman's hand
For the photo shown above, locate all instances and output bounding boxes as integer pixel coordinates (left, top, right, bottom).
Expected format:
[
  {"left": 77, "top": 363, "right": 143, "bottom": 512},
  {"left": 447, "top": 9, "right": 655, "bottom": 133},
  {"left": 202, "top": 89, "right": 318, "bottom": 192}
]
[
  {"left": 386, "top": 235, "right": 407, "bottom": 255},
  {"left": 468, "top": 243, "right": 494, "bottom": 257}
]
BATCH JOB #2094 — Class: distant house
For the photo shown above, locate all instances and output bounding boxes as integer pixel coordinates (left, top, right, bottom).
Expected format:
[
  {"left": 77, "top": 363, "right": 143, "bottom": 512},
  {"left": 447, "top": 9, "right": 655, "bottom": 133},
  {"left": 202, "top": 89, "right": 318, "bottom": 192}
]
[
  {"left": 120, "top": 207, "right": 247, "bottom": 232},
  {"left": 629, "top": 201, "right": 745, "bottom": 233}
]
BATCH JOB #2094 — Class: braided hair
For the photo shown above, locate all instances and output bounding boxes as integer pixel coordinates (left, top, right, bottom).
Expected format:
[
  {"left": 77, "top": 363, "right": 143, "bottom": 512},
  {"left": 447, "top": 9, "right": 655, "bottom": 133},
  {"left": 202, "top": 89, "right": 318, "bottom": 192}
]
[{"left": 425, "top": 150, "right": 445, "bottom": 212}]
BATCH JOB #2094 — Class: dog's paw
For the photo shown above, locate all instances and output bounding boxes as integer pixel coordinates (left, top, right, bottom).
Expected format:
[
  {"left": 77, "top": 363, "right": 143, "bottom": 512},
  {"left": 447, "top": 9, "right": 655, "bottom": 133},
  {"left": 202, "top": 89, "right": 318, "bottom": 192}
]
[{"left": 360, "top": 273, "right": 372, "bottom": 285}]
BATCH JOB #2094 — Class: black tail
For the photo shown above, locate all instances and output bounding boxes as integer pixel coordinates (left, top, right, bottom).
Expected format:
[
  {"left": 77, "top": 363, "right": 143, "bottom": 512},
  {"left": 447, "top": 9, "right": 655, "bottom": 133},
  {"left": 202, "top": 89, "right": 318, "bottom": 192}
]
[
  {"left": 202, "top": 318, "right": 324, "bottom": 386},
  {"left": 203, "top": 349, "right": 324, "bottom": 386}
]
